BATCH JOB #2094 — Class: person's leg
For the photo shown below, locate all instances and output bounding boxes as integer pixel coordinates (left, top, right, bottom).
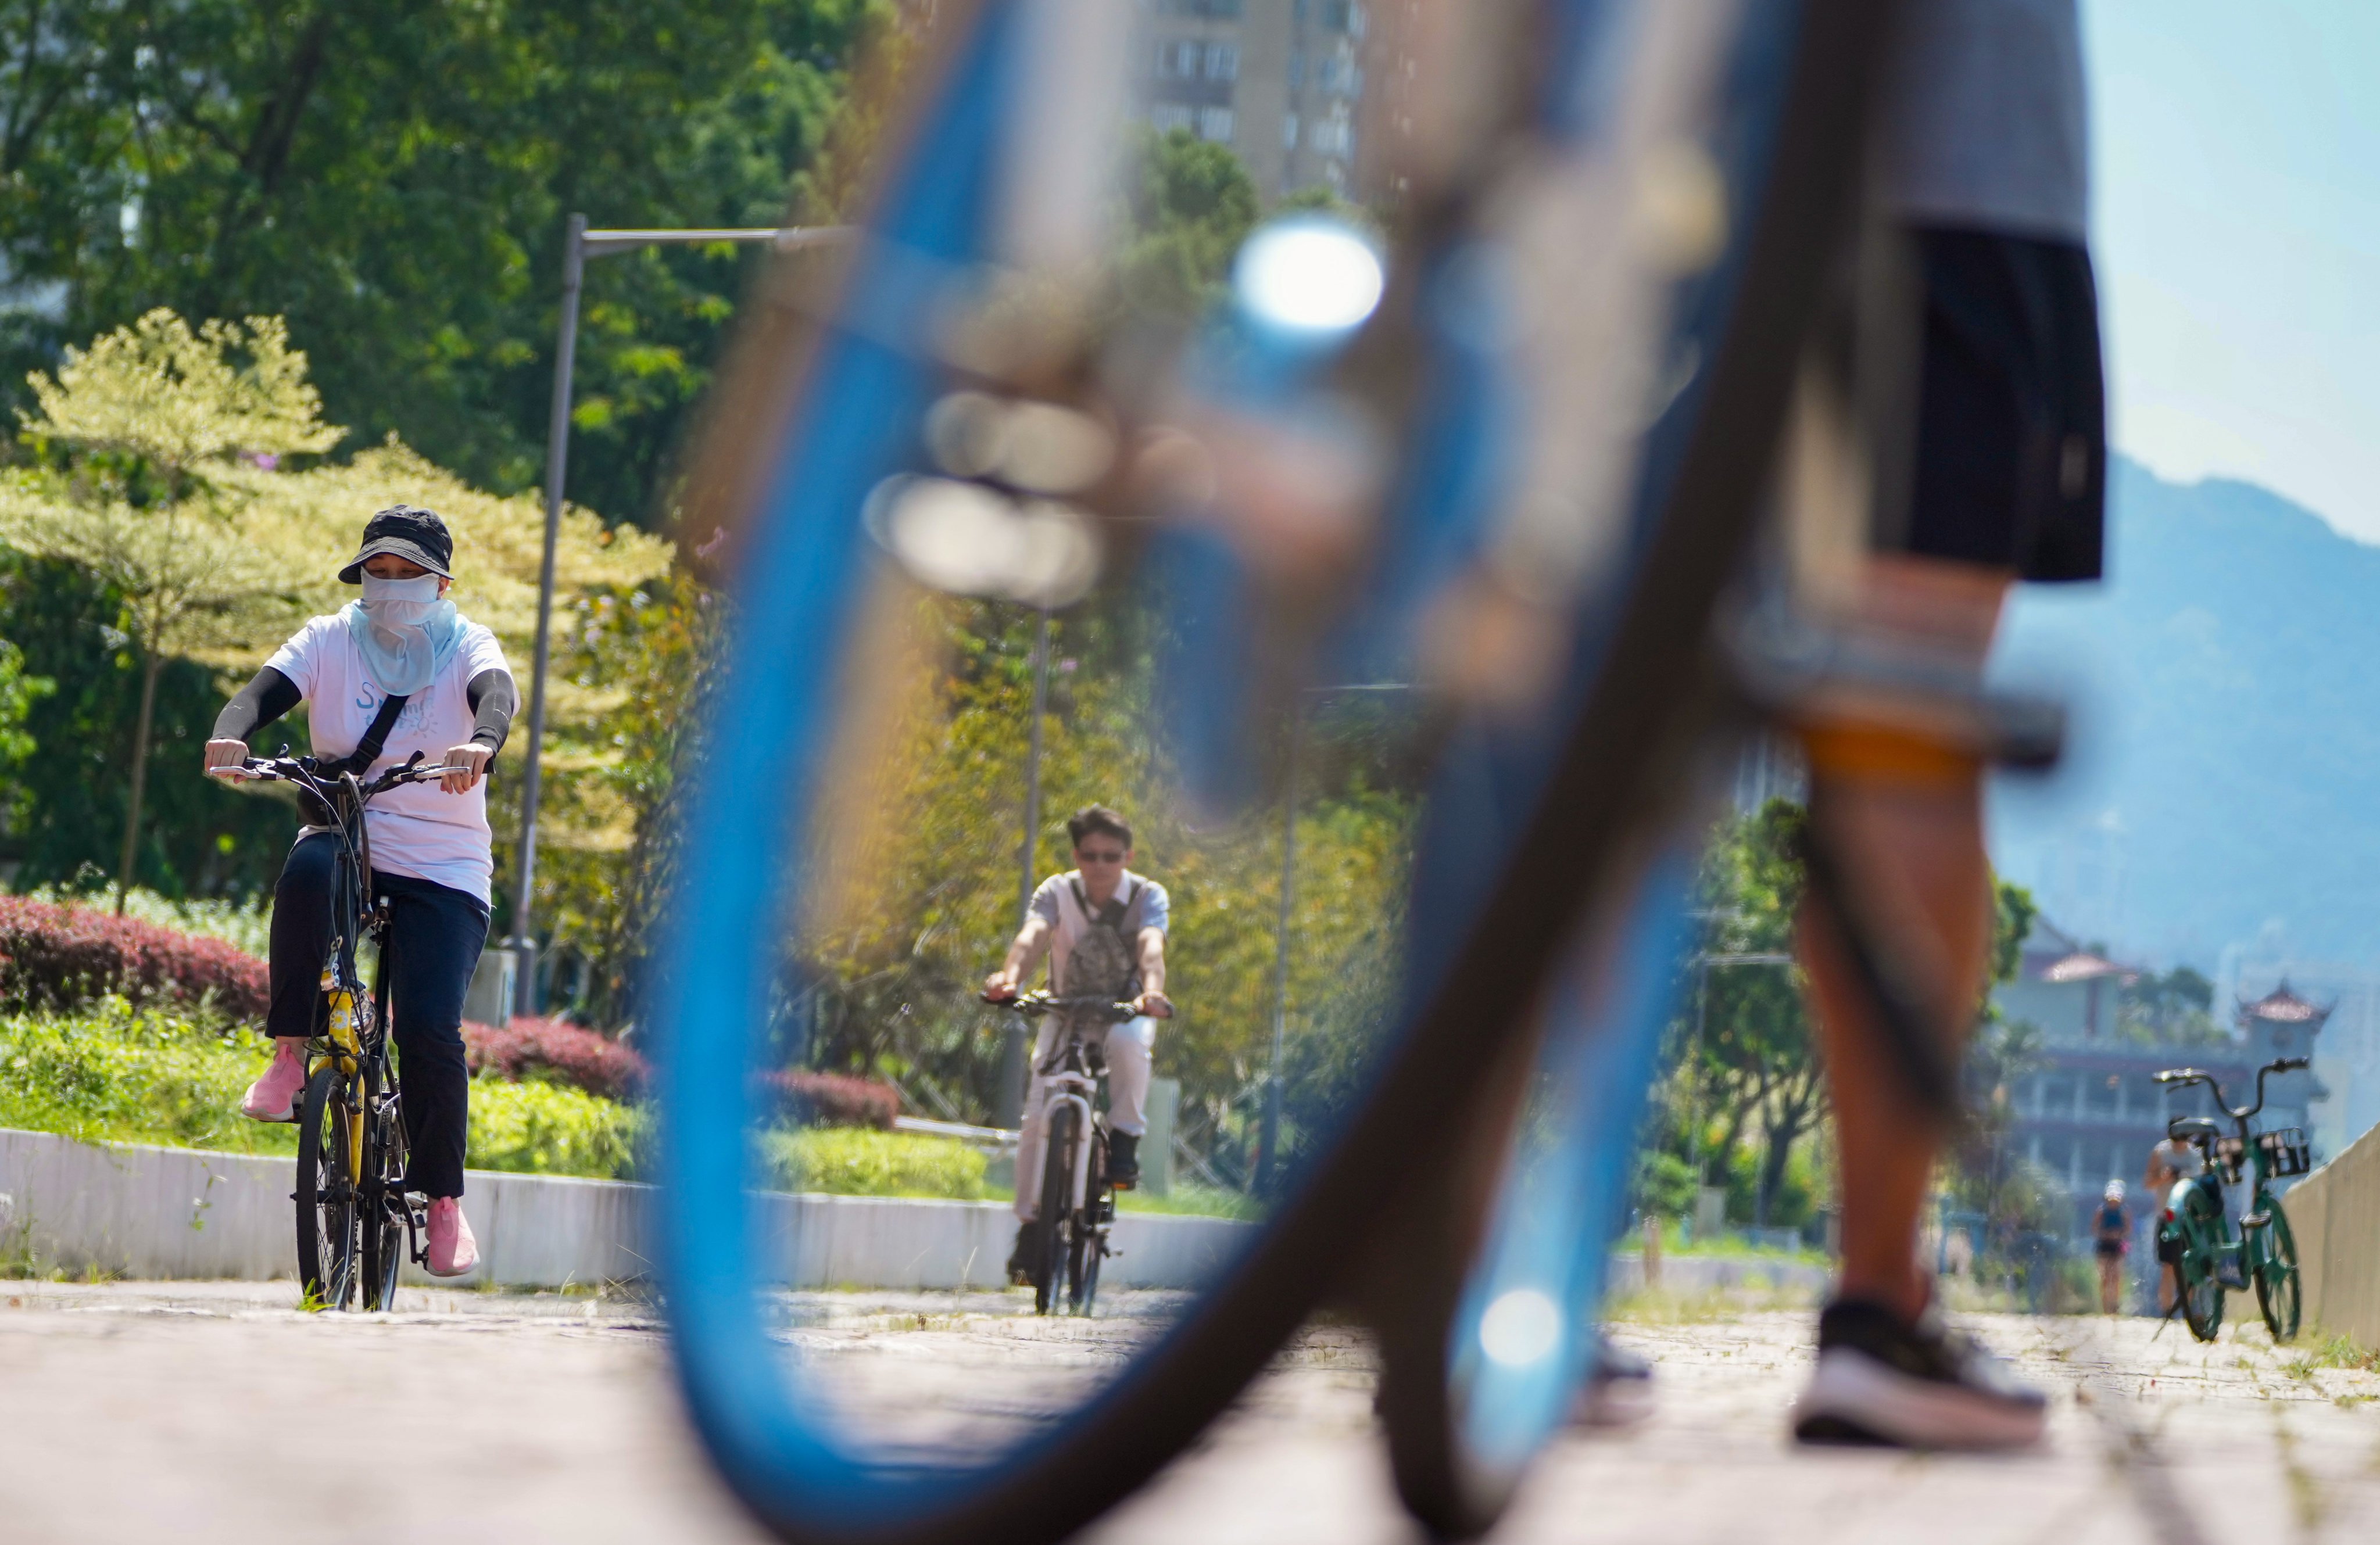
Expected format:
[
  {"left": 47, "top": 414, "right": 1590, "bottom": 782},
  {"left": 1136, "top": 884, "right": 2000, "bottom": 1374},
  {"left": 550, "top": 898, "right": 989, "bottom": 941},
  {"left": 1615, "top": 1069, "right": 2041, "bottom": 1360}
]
[
  {"left": 1012, "top": 1020, "right": 1061, "bottom": 1224},
  {"left": 1790, "top": 559, "right": 2048, "bottom": 1450},
  {"left": 1798, "top": 555, "right": 2007, "bottom": 1324},
  {"left": 244, "top": 833, "right": 339, "bottom": 1120},
  {"left": 1101, "top": 1019, "right": 1154, "bottom": 1184},
  {"left": 2098, "top": 1254, "right": 2118, "bottom": 1314},
  {"left": 1007, "top": 1022, "right": 1062, "bottom": 1282},
  {"left": 380, "top": 873, "right": 488, "bottom": 1202}
]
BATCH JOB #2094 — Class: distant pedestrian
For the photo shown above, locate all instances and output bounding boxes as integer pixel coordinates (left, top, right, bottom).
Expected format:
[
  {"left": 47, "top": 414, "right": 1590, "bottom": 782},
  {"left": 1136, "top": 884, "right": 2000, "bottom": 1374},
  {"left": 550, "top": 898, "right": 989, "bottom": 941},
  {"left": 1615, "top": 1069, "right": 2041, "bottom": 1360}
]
[{"left": 2092, "top": 1181, "right": 2131, "bottom": 1314}]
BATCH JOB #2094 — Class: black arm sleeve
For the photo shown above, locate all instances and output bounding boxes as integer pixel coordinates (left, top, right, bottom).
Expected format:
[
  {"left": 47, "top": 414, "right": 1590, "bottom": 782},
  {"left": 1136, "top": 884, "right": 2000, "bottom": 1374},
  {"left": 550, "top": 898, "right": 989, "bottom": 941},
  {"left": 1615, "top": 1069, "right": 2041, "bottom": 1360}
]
[
  {"left": 211, "top": 667, "right": 302, "bottom": 745},
  {"left": 466, "top": 669, "right": 518, "bottom": 755}
]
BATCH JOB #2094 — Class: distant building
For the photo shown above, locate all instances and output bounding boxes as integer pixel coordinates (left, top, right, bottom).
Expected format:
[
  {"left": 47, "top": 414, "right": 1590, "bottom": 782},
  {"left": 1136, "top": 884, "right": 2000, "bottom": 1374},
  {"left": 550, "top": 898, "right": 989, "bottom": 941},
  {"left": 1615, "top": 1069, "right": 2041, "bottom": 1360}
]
[
  {"left": 2231, "top": 982, "right": 2328, "bottom": 1148},
  {"left": 1134, "top": 0, "right": 1374, "bottom": 198},
  {"left": 1989, "top": 923, "right": 2326, "bottom": 1241}
]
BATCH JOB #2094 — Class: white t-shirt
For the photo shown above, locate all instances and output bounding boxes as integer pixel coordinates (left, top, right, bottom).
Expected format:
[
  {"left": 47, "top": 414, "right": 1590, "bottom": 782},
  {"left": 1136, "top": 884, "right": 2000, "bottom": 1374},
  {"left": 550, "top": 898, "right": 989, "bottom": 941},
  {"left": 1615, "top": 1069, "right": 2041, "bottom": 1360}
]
[
  {"left": 265, "top": 614, "right": 514, "bottom": 904},
  {"left": 1028, "top": 869, "right": 1169, "bottom": 998}
]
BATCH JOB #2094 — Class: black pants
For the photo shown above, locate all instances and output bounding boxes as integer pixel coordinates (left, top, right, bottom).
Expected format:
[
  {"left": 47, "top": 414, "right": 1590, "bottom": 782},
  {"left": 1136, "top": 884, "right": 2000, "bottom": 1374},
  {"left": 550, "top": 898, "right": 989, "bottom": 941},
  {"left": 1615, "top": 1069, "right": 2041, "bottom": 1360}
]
[{"left": 266, "top": 832, "right": 489, "bottom": 1199}]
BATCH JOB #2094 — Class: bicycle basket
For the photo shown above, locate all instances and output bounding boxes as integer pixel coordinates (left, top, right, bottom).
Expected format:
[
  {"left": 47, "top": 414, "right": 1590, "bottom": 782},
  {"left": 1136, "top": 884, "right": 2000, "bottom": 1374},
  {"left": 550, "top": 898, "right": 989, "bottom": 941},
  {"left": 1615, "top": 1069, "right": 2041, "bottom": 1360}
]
[{"left": 2257, "top": 1128, "right": 2313, "bottom": 1177}]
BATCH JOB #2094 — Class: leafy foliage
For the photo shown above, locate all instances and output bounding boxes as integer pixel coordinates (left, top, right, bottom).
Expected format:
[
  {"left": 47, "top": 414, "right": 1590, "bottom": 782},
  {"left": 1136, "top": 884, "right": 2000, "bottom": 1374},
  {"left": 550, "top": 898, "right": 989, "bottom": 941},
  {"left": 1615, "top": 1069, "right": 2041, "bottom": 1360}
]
[
  {"left": 0, "top": 0, "right": 895, "bottom": 526},
  {"left": 1119, "top": 127, "right": 1262, "bottom": 317},
  {"left": 0, "top": 893, "right": 269, "bottom": 1019},
  {"left": 463, "top": 1016, "right": 649, "bottom": 1103},
  {"left": 0, "top": 999, "right": 294, "bottom": 1155},
  {"left": 0, "top": 308, "right": 674, "bottom": 904},
  {"left": 762, "top": 1068, "right": 901, "bottom": 1130},
  {"left": 764, "top": 1127, "right": 987, "bottom": 1200},
  {"left": 465, "top": 1078, "right": 644, "bottom": 1179},
  {"left": 776, "top": 590, "right": 1415, "bottom": 1171},
  {"left": 2117, "top": 965, "right": 2228, "bottom": 1048}
]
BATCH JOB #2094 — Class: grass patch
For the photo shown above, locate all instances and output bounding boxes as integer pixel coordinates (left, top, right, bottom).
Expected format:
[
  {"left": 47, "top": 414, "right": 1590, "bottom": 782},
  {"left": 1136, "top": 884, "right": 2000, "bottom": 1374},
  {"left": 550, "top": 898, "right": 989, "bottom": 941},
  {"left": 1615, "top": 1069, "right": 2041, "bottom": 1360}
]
[
  {"left": 0, "top": 1001, "right": 647, "bottom": 1179},
  {"left": 1115, "top": 1183, "right": 1261, "bottom": 1220},
  {"left": 766, "top": 1127, "right": 989, "bottom": 1200},
  {"left": 0, "top": 999, "right": 297, "bottom": 1155},
  {"left": 1629, "top": 1217, "right": 1828, "bottom": 1266}
]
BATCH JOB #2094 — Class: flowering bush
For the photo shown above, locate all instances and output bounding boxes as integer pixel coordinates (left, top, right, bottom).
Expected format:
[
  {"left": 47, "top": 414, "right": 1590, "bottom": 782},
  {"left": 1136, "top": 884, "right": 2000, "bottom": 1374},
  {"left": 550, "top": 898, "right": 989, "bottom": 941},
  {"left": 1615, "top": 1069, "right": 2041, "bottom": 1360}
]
[
  {"left": 0, "top": 896, "right": 271, "bottom": 1021},
  {"left": 761, "top": 1068, "right": 901, "bottom": 1131},
  {"left": 461, "top": 1016, "right": 647, "bottom": 1102}
]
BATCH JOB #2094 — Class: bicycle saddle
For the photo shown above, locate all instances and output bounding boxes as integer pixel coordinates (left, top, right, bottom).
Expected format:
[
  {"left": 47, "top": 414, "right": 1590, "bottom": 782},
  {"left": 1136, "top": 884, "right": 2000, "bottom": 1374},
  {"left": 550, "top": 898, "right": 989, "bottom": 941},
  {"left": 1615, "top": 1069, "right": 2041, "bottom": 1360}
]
[{"left": 2167, "top": 1116, "right": 2220, "bottom": 1141}]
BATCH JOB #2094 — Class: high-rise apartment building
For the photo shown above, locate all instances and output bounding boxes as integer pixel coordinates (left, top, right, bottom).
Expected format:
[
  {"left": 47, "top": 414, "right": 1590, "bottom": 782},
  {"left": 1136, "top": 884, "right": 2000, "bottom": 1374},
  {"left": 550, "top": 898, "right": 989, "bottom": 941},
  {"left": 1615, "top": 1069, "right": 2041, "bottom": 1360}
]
[{"left": 1135, "top": 0, "right": 1372, "bottom": 199}]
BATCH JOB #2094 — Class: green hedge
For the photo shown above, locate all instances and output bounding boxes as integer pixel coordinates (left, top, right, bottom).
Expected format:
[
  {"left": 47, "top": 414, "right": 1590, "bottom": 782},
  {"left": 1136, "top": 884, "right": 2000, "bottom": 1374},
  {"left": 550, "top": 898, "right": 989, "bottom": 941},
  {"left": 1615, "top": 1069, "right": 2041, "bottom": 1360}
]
[
  {"left": 0, "top": 1001, "right": 643, "bottom": 1178},
  {"left": 0, "top": 1003, "right": 1002, "bottom": 1197},
  {"left": 765, "top": 1127, "right": 988, "bottom": 1200},
  {"left": 0, "top": 1000, "right": 295, "bottom": 1155}
]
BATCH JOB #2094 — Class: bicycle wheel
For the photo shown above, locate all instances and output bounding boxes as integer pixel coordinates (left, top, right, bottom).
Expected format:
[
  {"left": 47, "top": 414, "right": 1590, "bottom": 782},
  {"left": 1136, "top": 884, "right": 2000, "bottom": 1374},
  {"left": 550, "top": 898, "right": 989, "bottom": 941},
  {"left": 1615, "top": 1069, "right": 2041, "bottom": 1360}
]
[
  {"left": 1068, "top": 1132, "right": 1108, "bottom": 1318},
  {"left": 2253, "top": 1201, "right": 2300, "bottom": 1343},
  {"left": 1033, "top": 1104, "right": 1077, "bottom": 1317},
  {"left": 648, "top": 2, "right": 1906, "bottom": 1540},
  {"left": 1377, "top": 844, "right": 1699, "bottom": 1539},
  {"left": 359, "top": 1059, "right": 409, "bottom": 1313},
  {"left": 2177, "top": 1186, "right": 2225, "bottom": 1343},
  {"left": 295, "top": 1064, "right": 361, "bottom": 1311}
]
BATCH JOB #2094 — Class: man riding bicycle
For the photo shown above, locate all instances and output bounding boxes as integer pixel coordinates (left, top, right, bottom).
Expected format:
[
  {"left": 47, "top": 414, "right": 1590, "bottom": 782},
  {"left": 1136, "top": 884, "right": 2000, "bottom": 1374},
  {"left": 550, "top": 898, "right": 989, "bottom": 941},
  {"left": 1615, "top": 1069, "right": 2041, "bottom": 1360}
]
[
  {"left": 203, "top": 504, "right": 517, "bottom": 1278},
  {"left": 983, "top": 805, "right": 1172, "bottom": 1285}
]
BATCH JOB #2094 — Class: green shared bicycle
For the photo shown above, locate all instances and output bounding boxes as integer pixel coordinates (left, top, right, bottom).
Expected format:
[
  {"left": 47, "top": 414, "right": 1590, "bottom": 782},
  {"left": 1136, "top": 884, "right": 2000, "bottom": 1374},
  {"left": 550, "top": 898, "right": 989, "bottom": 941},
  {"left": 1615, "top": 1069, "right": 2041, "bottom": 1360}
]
[{"left": 2153, "top": 1056, "right": 2312, "bottom": 1343}]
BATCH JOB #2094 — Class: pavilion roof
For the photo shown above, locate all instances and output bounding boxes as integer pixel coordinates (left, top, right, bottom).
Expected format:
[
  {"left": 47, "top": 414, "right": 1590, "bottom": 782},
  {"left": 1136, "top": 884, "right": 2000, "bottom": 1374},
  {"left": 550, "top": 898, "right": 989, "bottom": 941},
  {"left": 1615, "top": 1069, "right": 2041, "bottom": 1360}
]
[
  {"left": 2237, "top": 981, "right": 2330, "bottom": 1025},
  {"left": 2039, "top": 950, "right": 2138, "bottom": 985}
]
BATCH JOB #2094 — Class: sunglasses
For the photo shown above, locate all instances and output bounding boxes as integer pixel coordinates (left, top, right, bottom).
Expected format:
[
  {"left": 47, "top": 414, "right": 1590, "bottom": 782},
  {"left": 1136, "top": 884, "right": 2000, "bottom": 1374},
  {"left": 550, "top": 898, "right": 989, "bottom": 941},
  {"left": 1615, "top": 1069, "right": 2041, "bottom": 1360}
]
[{"left": 1076, "top": 848, "right": 1128, "bottom": 864}]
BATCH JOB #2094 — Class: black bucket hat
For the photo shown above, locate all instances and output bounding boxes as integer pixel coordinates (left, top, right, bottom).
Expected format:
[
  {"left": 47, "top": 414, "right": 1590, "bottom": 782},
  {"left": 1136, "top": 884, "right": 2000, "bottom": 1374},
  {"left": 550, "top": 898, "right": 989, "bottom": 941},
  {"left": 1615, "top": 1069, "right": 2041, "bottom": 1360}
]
[{"left": 339, "top": 504, "right": 455, "bottom": 584}]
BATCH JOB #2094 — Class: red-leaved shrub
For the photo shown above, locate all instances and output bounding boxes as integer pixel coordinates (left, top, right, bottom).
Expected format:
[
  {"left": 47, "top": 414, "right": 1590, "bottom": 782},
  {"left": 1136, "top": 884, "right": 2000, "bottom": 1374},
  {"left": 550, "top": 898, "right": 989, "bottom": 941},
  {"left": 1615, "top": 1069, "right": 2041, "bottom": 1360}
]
[
  {"left": 761, "top": 1069, "right": 901, "bottom": 1131},
  {"left": 0, "top": 896, "right": 270, "bottom": 1021},
  {"left": 462, "top": 1016, "right": 648, "bottom": 1102}
]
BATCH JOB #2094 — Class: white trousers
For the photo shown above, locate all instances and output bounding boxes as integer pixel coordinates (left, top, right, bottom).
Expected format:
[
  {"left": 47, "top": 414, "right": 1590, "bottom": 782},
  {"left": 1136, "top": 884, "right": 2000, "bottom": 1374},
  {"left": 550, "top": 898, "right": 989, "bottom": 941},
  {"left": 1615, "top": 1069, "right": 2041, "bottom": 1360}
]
[{"left": 1013, "top": 1017, "right": 1154, "bottom": 1221}]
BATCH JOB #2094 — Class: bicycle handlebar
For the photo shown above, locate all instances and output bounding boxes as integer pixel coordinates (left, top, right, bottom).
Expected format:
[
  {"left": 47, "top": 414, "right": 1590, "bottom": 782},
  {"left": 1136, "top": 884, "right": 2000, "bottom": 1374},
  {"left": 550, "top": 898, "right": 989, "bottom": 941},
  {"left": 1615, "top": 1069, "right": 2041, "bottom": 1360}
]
[
  {"left": 219, "top": 750, "right": 477, "bottom": 802},
  {"left": 982, "top": 990, "right": 1142, "bottom": 1023},
  {"left": 2153, "top": 1056, "right": 2310, "bottom": 1125}
]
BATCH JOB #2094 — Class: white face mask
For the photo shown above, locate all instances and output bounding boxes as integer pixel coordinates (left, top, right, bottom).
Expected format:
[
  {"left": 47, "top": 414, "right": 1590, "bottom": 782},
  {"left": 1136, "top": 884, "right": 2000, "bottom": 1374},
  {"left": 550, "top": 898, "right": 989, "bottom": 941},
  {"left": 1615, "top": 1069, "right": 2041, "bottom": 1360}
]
[
  {"left": 360, "top": 572, "right": 443, "bottom": 626},
  {"left": 349, "top": 572, "right": 459, "bottom": 696}
]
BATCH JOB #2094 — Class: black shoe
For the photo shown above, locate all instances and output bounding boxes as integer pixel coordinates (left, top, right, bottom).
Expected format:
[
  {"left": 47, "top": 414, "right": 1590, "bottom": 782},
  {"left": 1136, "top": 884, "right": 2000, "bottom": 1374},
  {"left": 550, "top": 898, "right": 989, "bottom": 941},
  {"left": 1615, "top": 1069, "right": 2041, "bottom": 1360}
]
[
  {"left": 1107, "top": 1131, "right": 1140, "bottom": 1188},
  {"left": 1791, "top": 1298, "right": 2046, "bottom": 1450},
  {"left": 1005, "top": 1224, "right": 1035, "bottom": 1287}
]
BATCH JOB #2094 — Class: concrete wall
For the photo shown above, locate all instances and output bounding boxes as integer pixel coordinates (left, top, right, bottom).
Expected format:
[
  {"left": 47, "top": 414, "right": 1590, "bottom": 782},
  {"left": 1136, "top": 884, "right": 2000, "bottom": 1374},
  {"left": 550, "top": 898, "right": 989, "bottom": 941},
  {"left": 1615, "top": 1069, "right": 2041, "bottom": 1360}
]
[
  {"left": 2287, "top": 1119, "right": 2380, "bottom": 1347},
  {"left": 0, "top": 1128, "right": 1246, "bottom": 1292}
]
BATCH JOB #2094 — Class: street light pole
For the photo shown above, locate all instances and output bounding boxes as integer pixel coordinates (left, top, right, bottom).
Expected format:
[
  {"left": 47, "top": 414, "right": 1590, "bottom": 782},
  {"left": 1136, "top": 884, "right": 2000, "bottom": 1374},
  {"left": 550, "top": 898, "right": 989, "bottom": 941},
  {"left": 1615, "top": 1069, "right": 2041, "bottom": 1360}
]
[
  {"left": 1253, "top": 712, "right": 1304, "bottom": 1196},
  {"left": 994, "top": 609, "right": 1053, "bottom": 1130},
  {"left": 506, "top": 213, "right": 586, "bottom": 1019},
  {"left": 503, "top": 216, "right": 850, "bottom": 1019}
]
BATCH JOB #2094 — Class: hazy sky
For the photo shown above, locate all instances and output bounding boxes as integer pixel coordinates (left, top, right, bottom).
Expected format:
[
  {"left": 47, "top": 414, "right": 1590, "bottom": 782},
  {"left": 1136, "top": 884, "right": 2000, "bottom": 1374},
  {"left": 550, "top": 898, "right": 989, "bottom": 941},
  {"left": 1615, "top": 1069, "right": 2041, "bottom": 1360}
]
[{"left": 2086, "top": 1, "right": 2380, "bottom": 542}]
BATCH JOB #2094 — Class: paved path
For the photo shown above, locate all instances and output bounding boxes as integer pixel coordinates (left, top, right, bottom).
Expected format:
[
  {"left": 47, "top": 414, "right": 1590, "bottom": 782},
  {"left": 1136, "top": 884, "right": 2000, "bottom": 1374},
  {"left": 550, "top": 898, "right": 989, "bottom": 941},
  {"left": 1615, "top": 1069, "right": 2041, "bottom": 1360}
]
[{"left": 1, "top": 1280, "right": 2373, "bottom": 1542}]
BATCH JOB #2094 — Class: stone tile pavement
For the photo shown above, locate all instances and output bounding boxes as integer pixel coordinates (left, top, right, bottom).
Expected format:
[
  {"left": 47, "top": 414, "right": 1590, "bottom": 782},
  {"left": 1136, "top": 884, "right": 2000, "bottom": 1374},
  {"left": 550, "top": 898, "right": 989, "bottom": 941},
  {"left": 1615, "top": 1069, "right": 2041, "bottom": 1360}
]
[{"left": 0, "top": 1279, "right": 2372, "bottom": 1543}]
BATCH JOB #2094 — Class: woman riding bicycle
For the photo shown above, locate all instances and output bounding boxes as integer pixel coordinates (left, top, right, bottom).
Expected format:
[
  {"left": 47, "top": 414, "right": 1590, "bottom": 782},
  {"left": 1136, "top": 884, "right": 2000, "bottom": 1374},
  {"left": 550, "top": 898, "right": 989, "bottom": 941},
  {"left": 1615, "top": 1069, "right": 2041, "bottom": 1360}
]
[{"left": 202, "top": 504, "right": 517, "bottom": 1278}]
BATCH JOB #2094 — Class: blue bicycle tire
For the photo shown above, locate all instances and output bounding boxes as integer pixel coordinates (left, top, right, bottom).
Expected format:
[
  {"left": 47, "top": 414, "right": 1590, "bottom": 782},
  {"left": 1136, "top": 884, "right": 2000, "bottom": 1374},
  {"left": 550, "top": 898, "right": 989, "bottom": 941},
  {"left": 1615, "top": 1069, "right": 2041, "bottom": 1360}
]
[{"left": 649, "top": 1, "right": 1910, "bottom": 1539}]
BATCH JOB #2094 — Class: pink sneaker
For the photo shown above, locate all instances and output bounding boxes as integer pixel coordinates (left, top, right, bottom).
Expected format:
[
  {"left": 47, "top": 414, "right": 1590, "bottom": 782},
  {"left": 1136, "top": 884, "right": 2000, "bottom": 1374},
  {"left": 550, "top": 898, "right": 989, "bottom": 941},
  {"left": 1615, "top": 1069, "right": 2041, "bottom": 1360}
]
[
  {"left": 239, "top": 1039, "right": 309, "bottom": 1121},
  {"left": 425, "top": 1198, "right": 479, "bottom": 1278}
]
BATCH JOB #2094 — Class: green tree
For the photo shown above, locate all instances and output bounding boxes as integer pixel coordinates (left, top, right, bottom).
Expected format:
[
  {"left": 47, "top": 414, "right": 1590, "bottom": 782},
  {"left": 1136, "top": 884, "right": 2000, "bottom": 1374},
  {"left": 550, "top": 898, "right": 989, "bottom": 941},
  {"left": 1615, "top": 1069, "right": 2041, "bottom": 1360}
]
[
  {"left": 0, "top": 0, "right": 892, "bottom": 526},
  {"left": 0, "top": 311, "right": 672, "bottom": 904},
  {"left": 1119, "top": 127, "right": 1262, "bottom": 318},
  {"left": 0, "top": 309, "right": 338, "bottom": 908}
]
